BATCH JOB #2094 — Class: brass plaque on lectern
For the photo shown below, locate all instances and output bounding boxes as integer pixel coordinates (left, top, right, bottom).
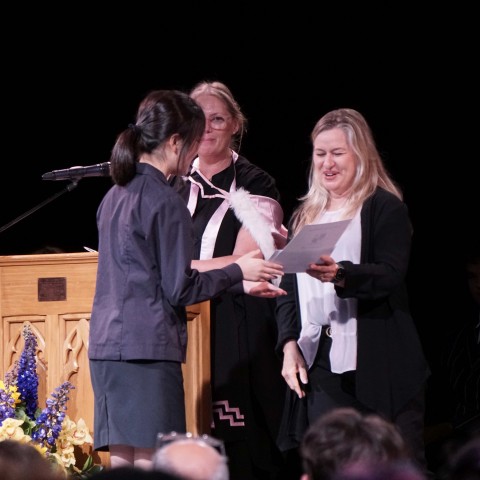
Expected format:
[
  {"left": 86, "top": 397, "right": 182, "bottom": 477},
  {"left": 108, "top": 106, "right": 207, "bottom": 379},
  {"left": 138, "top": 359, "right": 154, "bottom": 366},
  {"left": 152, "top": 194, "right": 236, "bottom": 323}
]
[{"left": 38, "top": 277, "right": 66, "bottom": 301}]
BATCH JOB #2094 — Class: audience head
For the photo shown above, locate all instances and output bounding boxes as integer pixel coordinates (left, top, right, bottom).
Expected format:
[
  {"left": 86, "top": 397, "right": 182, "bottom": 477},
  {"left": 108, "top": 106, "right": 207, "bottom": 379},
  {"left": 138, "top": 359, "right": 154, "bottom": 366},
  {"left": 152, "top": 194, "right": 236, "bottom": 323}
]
[
  {"left": 153, "top": 432, "right": 229, "bottom": 480},
  {"left": 441, "top": 435, "right": 480, "bottom": 480},
  {"left": 332, "top": 460, "right": 426, "bottom": 480},
  {"left": 89, "top": 465, "right": 182, "bottom": 480},
  {"left": 32, "top": 245, "right": 65, "bottom": 254},
  {"left": 300, "top": 407, "right": 413, "bottom": 480},
  {"left": 0, "top": 439, "right": 65, "bottom": 480}
]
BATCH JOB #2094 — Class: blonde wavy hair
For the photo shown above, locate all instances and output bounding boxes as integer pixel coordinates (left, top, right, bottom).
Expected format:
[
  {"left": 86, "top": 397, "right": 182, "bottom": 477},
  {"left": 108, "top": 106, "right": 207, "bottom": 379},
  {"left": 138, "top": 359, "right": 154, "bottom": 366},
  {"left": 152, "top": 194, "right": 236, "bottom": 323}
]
[{"left": 290, "top": 108, "right": 402, "bottom": 236}]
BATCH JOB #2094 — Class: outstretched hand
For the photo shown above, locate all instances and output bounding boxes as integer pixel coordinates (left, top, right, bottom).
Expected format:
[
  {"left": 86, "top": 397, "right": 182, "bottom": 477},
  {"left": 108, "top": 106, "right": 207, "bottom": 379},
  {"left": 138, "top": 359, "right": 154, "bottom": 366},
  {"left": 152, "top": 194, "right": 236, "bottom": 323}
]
[
  {"left": 243, "top": 281, "right": 287, "bottom": 298},
  {"left": 235, "top": 249, "right": 284, "bottom": 282}
]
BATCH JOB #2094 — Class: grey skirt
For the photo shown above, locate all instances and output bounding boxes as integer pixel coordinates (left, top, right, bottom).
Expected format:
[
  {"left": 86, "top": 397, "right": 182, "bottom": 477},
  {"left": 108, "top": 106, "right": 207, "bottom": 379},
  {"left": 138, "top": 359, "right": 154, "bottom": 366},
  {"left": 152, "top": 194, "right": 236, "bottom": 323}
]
[{"left": 89, "top": 359, "right": 186, "bottom": 451}]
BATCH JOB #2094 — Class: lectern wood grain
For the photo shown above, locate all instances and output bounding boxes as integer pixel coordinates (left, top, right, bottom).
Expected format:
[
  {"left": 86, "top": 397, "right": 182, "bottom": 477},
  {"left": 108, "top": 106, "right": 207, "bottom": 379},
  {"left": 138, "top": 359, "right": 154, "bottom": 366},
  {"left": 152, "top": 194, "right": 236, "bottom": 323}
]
[{"left": 0, "top": 252, "right": 211, "bottom": 466}]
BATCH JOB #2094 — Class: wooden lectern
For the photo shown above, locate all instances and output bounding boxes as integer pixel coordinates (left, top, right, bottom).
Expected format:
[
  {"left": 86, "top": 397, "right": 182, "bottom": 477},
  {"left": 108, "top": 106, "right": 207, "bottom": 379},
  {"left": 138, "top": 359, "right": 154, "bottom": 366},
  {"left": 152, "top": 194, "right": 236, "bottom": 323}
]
[{"left": 0, "top": 252, "right": 211, "bottom": 466}]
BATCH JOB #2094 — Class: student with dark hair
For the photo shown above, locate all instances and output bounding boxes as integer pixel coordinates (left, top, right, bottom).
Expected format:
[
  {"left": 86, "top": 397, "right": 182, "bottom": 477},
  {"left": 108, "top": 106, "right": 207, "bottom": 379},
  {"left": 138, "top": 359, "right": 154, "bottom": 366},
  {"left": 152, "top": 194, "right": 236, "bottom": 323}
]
[{"left": 89, "top": 89, "right": 284, "bottom": 470}]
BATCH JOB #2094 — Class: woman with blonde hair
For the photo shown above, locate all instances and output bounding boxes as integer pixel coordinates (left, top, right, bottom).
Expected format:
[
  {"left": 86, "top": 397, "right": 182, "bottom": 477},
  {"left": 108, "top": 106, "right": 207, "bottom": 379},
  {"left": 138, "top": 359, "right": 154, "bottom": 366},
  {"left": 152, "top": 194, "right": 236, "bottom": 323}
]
[
  {"left": 171, "top": 81, "right": 288, "bottom": 480},
  {"left": 275, "top": 108, "right": 430, "bottom": 475}
]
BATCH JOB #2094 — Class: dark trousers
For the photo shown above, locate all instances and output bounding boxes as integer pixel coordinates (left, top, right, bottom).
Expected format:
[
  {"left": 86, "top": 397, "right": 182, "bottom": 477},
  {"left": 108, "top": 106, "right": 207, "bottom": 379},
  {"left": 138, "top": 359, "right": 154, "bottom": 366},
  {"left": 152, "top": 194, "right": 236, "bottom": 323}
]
[{"left": 306, "top": 332, "right": 370, "bottom": 422}]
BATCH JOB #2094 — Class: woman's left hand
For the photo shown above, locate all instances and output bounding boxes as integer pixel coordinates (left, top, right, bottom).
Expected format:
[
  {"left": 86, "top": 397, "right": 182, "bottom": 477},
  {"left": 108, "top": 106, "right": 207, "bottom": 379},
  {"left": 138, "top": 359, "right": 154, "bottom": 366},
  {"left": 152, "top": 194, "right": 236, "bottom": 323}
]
[{"left": 306, "top": 255, "right": 337, "bottom": 282}]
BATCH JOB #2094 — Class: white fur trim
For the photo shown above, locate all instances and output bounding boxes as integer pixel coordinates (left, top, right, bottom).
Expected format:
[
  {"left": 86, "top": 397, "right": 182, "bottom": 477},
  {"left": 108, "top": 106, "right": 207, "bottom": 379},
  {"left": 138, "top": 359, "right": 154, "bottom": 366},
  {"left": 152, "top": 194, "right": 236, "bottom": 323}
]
[{"left": 228, "top": 188, "right": 277, "bottom": 259}]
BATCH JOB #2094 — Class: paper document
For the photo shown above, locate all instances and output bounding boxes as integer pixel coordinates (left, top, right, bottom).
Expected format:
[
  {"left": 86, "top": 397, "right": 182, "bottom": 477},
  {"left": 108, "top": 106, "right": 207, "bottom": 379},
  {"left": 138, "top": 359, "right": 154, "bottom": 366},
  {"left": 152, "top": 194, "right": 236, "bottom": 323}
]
[{"left": 269, "top": 220, "right": 350, "bottom": 273}]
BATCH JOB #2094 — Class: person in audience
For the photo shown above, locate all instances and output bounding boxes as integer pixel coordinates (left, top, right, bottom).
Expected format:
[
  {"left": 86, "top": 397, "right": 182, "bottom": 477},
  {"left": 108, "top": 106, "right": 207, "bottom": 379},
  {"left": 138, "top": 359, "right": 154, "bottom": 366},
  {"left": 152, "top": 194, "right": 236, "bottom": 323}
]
[
  {"left": 89, "top": 89, "right": 284, "bottom": 470},
  {"left": 153, "top": 433, "right": 229, "bottom": 480},
  {"left": 275, "top": 108, "right": 431, "bottom": 474},
  {"left": 0, "top": 439, "right": 65, "bottom": 480},
  {"left": 171, "top": 80, "right": 288, "bottom": 480},
  {"left": 299, "top": 407, "right": 418, "bottom": 480},
  {"left": 439, "top": 434, "right": 480, "bottom": 480},
  {"left": 90, "top": 466, "right": 182, "bottom": 480},
  {"left": 426, "top": 237, "right": 480, "bottom": 475},
  {"left": 332, "top": 460, "right": 427, "bottom": 480},
  {"left": 442, "top": 238, "right": 480, "bottom": 434}
]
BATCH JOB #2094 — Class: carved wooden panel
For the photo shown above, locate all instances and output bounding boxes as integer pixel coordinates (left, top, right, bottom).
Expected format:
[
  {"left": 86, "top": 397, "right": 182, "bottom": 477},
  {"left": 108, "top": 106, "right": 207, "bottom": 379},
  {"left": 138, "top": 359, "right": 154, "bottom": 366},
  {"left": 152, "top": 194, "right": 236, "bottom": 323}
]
[{"left": 0, "top": 253, "right": 211, "bottom": 466}]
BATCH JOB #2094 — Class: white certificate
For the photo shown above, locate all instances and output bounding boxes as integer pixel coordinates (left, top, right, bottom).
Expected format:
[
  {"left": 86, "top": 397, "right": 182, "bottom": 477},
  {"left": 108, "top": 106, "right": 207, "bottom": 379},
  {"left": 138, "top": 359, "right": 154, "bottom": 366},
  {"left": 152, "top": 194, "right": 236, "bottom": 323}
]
[{"left": 268, "top": 220, "right": 350, "bottom": 273}]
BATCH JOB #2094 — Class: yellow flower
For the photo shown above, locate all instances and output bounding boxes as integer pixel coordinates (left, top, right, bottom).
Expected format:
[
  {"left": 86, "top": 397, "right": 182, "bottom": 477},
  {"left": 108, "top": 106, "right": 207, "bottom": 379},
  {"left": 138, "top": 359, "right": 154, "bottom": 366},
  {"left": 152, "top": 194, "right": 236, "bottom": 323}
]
[
  {"left": 70, "top": 417, "right": 93, "bottom": 445},
  {"left": 0, "top": 380, "right": 21, "bottom": 405},
  {"left": 32, "top": 443, "right": 49, "bottom": 456},
  {"left": 0, "top": 418, "right": 31, "bottom": 442},
  {"left": 56, "top": 436, "right": 75, "bottom": 456},
  {"left": 53, "top": 447, "right": 77, "bottom": 468},
  {"left": 58, "top": 415, "right": 93, "bottom": 446},
  {"left": 51, "top": 415, "right": 94, "bottom": 471}
]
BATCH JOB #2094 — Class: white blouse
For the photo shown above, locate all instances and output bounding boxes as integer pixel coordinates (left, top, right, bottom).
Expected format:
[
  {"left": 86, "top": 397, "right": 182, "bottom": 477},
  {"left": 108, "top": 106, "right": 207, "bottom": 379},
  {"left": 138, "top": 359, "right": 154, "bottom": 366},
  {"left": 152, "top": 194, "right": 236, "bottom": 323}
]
[{"left": 297, "top": 207, "right": 361, "bottom": 373}]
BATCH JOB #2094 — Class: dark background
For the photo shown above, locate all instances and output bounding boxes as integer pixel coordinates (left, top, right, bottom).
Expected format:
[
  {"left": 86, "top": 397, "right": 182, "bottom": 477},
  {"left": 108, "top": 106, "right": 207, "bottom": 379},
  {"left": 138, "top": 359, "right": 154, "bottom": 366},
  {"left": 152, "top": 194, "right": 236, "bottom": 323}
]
[{"left": 0, "top": 5, "right": 477, "bottom": 437}]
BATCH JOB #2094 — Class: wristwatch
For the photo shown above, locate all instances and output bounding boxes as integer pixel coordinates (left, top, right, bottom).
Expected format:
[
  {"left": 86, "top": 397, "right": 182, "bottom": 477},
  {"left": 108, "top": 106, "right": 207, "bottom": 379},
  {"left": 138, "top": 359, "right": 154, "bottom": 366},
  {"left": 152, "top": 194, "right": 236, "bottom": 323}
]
[{"left": 331, "top": 262, "right": 346, "bottom": 284}]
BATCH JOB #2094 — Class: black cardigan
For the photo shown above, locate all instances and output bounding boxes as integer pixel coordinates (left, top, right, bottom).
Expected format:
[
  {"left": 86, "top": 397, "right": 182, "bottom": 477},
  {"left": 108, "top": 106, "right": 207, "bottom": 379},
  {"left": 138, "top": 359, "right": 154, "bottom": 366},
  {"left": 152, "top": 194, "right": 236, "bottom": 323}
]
[{"left": 275, "top": 187, "right": 430, "bottom": 418}]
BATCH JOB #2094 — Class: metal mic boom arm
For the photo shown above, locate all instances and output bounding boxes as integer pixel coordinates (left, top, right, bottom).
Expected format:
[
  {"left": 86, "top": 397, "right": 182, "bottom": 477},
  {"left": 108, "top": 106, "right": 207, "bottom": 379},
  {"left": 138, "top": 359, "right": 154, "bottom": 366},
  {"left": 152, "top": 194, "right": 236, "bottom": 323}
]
[{"left": 0, "top": 181, "right": 79, "bottom": 235}]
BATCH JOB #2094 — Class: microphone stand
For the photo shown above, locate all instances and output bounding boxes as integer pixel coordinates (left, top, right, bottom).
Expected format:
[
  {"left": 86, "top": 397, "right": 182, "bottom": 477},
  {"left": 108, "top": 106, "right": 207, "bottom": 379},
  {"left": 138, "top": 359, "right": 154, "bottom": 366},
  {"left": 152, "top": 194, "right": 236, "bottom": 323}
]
[{"left": 0, "top": 181, "right": 79, "bottom": 235}]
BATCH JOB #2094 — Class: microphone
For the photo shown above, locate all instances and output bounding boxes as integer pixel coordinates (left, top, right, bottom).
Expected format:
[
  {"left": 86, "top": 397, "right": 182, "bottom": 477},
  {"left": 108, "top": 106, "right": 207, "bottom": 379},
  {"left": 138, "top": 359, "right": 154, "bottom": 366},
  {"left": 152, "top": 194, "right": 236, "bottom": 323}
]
[{"left": 42, "top": 162, "right": 111, "bottom": 181}]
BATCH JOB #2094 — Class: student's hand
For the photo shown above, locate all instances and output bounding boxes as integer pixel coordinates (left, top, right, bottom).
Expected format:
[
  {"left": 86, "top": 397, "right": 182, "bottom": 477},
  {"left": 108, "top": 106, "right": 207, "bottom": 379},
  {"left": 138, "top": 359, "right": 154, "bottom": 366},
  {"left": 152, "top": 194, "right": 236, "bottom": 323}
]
[
  {"left": 235, "top": 250, "right": 284, "bottom": 282},
  {"left": 282, "top": 340, "right": 308, "bottom": 398},
  {"left": 243, "top": 281, "right": 287, "bottom": 298}
]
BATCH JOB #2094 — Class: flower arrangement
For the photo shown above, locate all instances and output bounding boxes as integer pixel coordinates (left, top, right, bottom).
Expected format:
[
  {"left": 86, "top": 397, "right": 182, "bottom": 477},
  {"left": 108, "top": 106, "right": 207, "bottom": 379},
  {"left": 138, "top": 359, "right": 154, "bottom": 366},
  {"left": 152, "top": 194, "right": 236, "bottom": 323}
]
[{"left": 0, "top": 324, "right": 103, "bottom": 478}]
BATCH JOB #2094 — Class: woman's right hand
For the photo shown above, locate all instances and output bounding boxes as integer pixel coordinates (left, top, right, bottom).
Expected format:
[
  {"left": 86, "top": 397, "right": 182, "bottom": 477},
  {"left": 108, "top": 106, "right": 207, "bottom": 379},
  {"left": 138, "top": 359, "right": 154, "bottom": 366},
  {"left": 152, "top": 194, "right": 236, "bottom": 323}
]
[
  {"left": 282, "top": 340, "right": 308, "bottom": 399},
  {"left": 235, "top": 249, "right": 284, "bottom": 282}
]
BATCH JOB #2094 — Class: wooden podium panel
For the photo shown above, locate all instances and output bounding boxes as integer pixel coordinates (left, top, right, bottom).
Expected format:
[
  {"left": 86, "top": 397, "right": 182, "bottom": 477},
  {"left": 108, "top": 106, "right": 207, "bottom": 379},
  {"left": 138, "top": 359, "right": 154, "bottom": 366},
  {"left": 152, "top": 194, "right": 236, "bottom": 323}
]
[{"left": 0, "top": 252, "right": 211, "bottom": 465}]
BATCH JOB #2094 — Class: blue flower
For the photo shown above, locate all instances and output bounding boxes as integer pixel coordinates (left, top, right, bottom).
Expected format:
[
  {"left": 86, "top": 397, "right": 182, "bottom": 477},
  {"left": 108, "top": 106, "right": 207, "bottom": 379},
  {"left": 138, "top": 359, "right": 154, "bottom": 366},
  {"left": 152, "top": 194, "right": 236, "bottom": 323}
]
[
  {"left": 31, "top": 381, "right": 73, "bottom": 450},
  {"left": 0, "top": 324, "right": 103, "bottom": 478},
  {"left": 15, "top": 325, "right": 39, "bottom": 418}
]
